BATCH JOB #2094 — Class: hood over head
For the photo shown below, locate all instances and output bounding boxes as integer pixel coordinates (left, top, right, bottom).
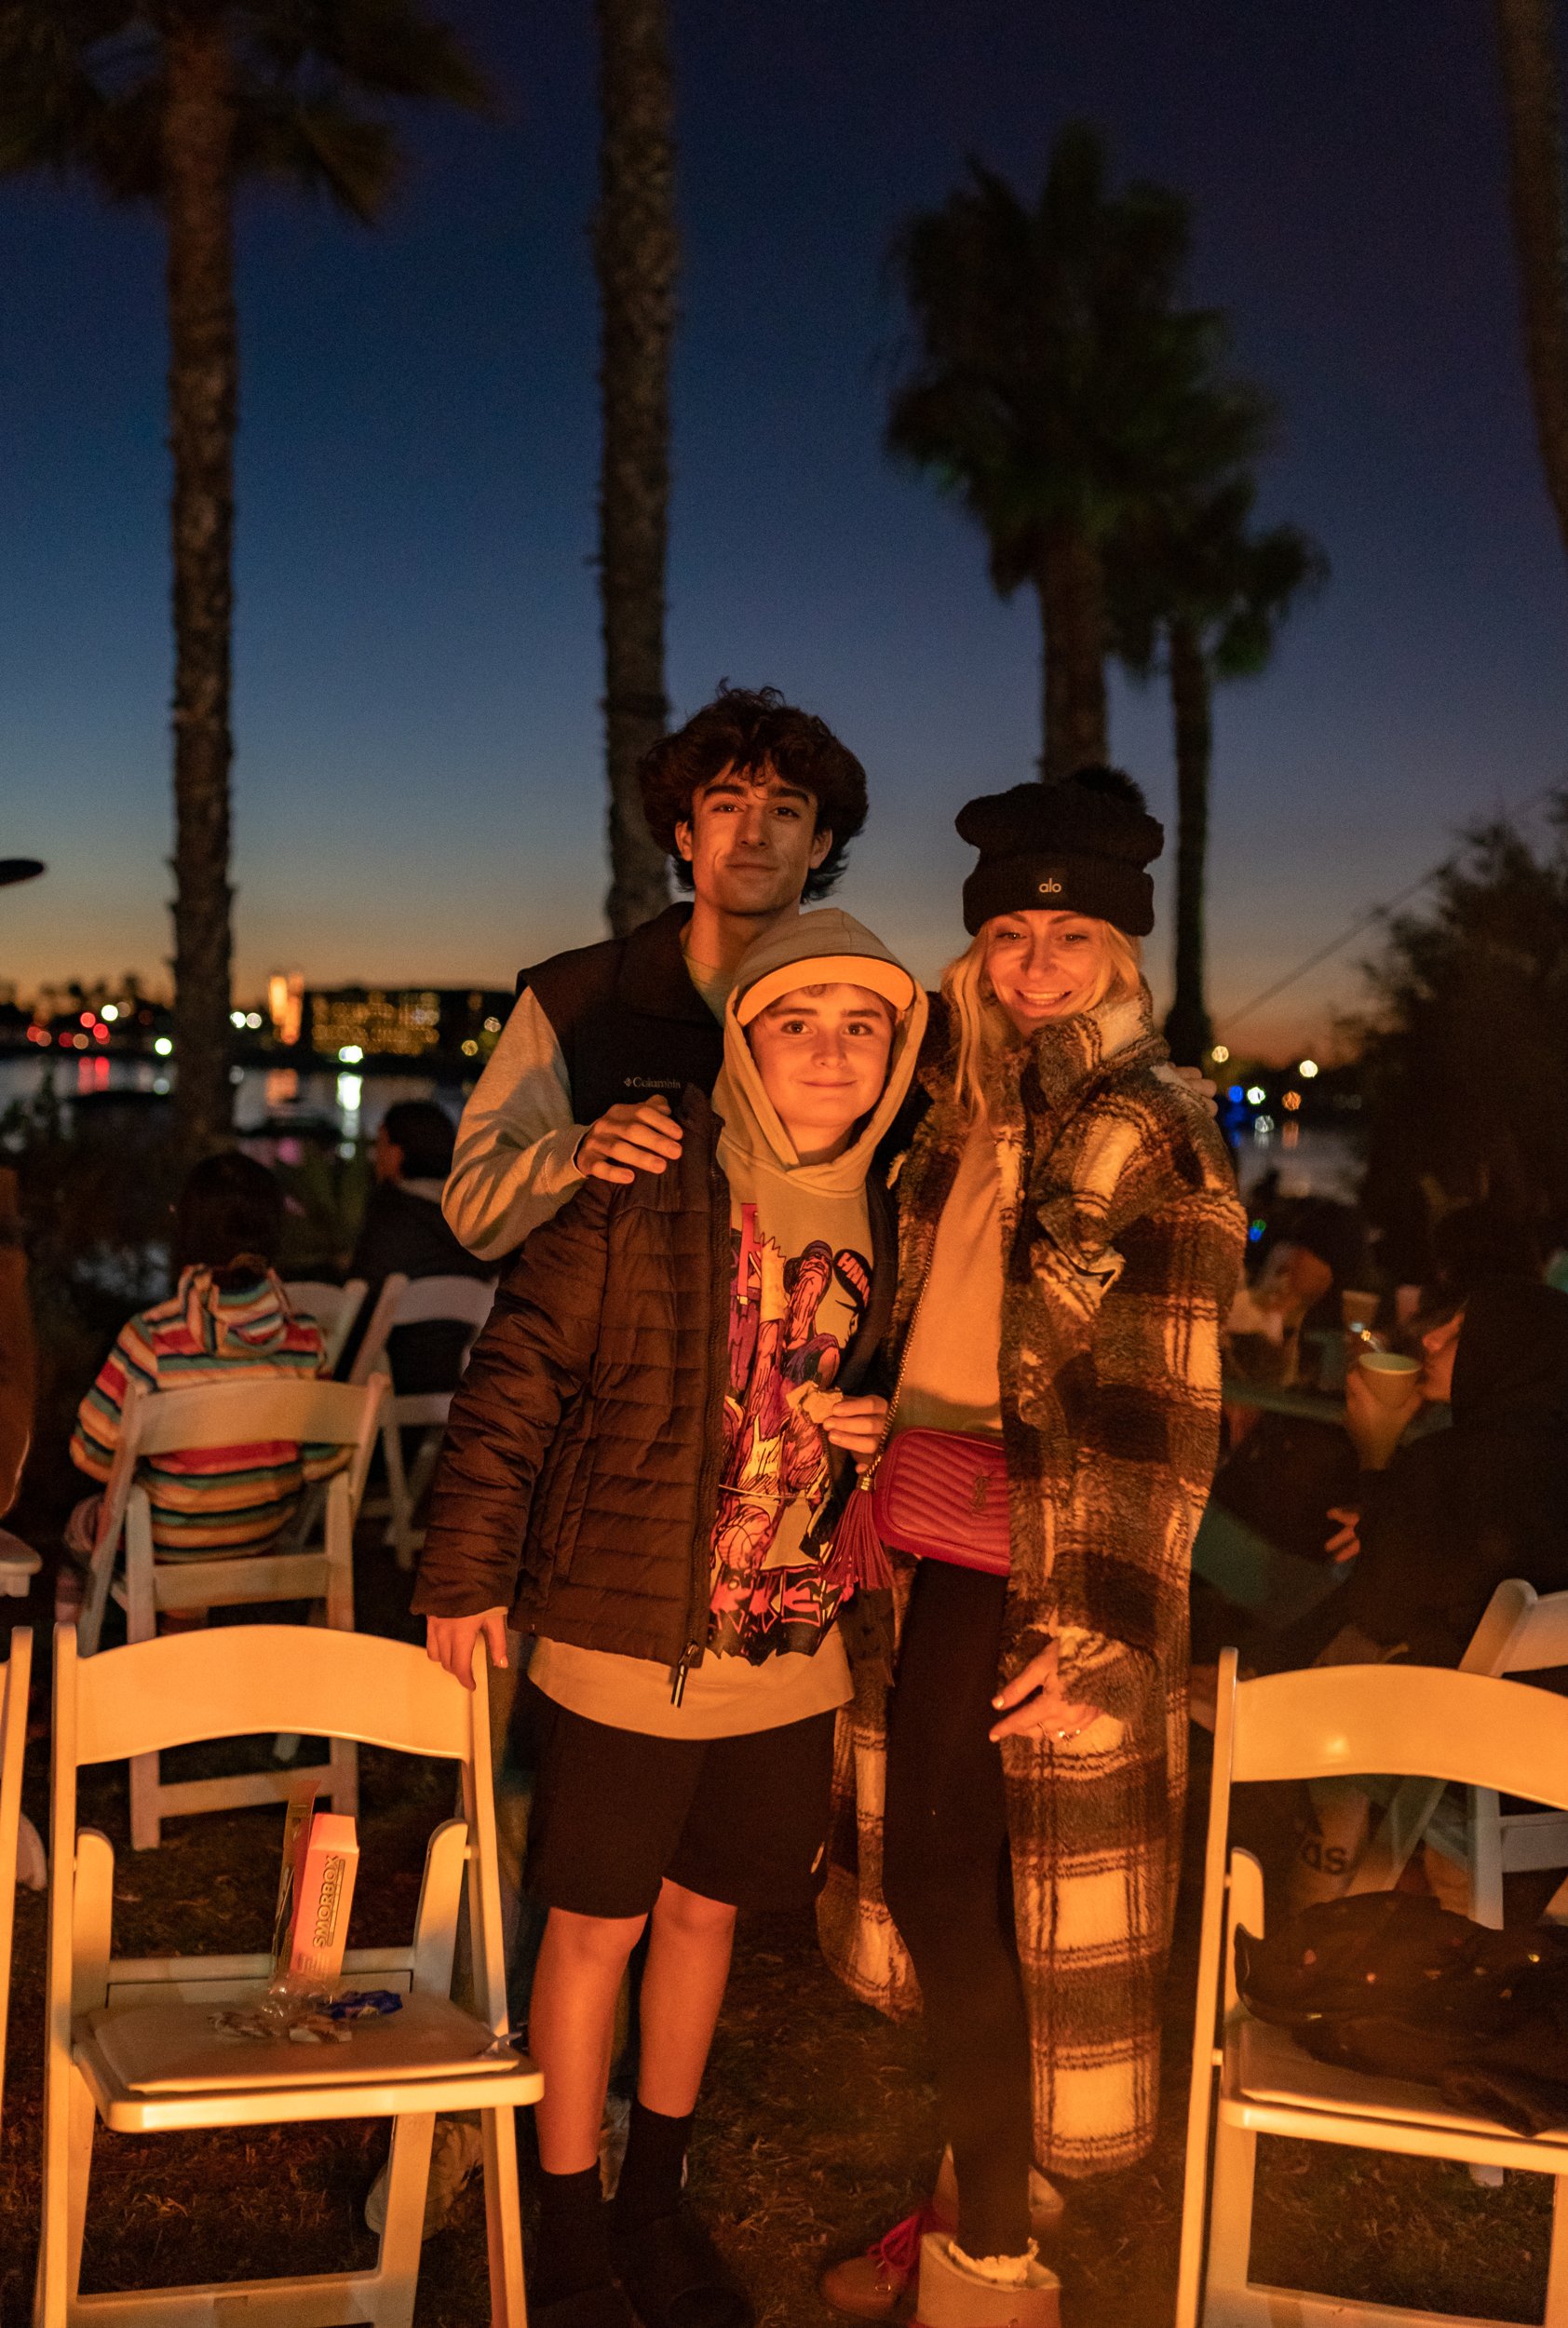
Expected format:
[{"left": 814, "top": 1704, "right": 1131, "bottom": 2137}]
[
  {"left": 1451, "top": 1278, "right": 1568, "bottom": 1431},
  {"left": 178, "top": 1264, "right": 294, "bottom": 1359},
  {"left": 713, "top": 909, "right": 927, "bottom": 1195}
]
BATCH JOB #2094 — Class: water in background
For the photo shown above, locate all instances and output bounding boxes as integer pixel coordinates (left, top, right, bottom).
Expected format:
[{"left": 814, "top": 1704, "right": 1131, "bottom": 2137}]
[
  {"left": 2, "top": 1051, "right": 1362, "bottom": 1199},
  {"left": 0, "top": 1053, "right": 463, "bottom": 1155}
]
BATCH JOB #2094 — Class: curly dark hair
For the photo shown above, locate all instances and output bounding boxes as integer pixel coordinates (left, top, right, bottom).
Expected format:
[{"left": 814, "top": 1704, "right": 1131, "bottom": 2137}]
[{"left": 637, "top": 684, "right": 869, "bottom": 900}]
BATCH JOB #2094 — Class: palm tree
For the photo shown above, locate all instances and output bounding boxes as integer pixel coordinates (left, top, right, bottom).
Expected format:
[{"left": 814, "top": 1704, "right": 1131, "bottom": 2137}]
[
  {"left": 1108, "top": 476, "right": 1327, "bottom": 1062},
  {"left": 1494, "top": 0, "right": 1568, "bottom": 578},
  {"left": 0, "top": 1, "right": 487, "bottom": 1156},
  {"left": 595, "top": 0, "right": 676, "bottom": 936},
  {"left": 885, "top": 125, "right": 1255, "bottom": 781}
]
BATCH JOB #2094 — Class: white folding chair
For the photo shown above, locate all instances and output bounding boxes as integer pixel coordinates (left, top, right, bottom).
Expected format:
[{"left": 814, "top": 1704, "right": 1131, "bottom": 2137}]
[
  {"left": 37, "top": 1622, "right": 539, "bottom": 2326},
  {"left": 1346, "top": 1579, "right": 1568, "bottom": 1921},
  {"left": 1178, "top": 1657, "right": 1568, "bottom": 2328},
  {"left": 350, "top": 1275, "right": 495, "bottom": 1570},
  {"left": 76, "top": 1374, "right": 387, "bottom": 1849},
  {"left": 282, "top": 1277, "right": 368, "bottom": 1374}
]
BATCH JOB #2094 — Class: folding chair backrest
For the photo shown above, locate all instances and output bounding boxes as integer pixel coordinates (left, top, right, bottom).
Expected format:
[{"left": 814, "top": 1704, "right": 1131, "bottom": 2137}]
[
  {"left": 1226, "top": 1661, "right": 1568, "bottom": 1812},
  {"left": 1489, "top": 1579, "right": 1568, "bottom": 1675},
  {"left": 282, "top": 1278, "right": 367, "bottom": 1372},
  {"left": 0, "top": 1626, "right": 32, "bottom": 2112},
  {"left": 129, "top": 1375, "right": 383, "bottom": 1457},
  {"left": 62, "top": 1623, "right": 471, "bottom": 1770},
  {"left": 349, "top": 1273, "right": 494, "bottom": 1386}
]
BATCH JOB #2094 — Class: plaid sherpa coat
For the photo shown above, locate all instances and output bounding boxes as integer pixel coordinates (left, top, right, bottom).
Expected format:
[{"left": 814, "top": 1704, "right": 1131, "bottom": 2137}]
[{"left": 818, "top": 989, "right": 1246, "bottom": 2176}]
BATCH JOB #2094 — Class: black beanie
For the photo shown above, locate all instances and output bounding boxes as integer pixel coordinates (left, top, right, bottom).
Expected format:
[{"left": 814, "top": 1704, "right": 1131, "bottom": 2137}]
[{"left": 956, "top": 768, "right": 1164, "bottom": 937}]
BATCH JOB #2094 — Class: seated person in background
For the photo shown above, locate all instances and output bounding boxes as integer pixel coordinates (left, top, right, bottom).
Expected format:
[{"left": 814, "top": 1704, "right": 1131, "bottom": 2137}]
[
  {"left": 1429, "top": 1200, "right": 1543, "bottom": 1307},
  {"left": 342, "top": 1099, "right": 494, "bottom": 1393},
  {"left": 67, "top": 1153, "right": 341, "bottom": 1579},
  {"left": 1227, "top": 1281, "right": 1568, "bottom": 1909},
  {"left": 1279, "top": 1278, "right": 1568, "bottom": 1671},
  {"left": 1224, "top": 1197, "right": 1372, "bottom": 1398}
]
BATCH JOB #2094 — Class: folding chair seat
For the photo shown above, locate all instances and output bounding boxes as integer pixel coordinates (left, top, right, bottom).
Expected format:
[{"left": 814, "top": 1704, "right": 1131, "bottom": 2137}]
[
  {"left": 1178, "top": 1658, "right": 1568, "bottom": 2327},
  {"left": 76, "top": 1375, "right": 386, "bottom": 1848},
  {"left": 350, "top": 1275, "right": 495, "bottom": 1570},
  {"left": 282, "top": 1278, "right": 368, "bottom": 1374},
  {"left": 37, "top": 1622, "right": 541, "bottom": 2326}
]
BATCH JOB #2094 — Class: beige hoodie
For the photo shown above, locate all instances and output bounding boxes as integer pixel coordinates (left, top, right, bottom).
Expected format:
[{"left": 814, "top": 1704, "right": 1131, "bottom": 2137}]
[{"left": 532, "top": 913, "right": 926, "bottom": 1740}]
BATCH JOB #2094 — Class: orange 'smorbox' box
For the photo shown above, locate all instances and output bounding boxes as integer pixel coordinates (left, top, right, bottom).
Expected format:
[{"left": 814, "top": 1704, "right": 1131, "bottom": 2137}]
[{"left": 285, "top": 1811, "right": 359, "bottom": 1987}]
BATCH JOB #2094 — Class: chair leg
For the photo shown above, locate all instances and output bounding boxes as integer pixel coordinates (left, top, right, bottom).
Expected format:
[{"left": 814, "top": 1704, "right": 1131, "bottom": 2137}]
[
  {"left": 125, "top": 1525, "right": 162, "bottom": 1851},
  {"left": 369, "top": 2110, "right": 437, "bottom": 2328},
  {"left": 35, "top": 2063, "right": 94, "bottom": 2328},
  {"left": 1471, "top": 1787, "right": 1505, "bottom": 1929},
  {"left": 382, "top": 1421, "right": 414, "bottom": 1569},
  {"left": 1199, "top": 2114, "right": 1264, "bottom": 2325},
  {"left": 480, "top": 2105, "right": 527, "bottom": 2326},
  {"left": 1548, "top": 2172, "right": 1568, "bottom": 2328}
]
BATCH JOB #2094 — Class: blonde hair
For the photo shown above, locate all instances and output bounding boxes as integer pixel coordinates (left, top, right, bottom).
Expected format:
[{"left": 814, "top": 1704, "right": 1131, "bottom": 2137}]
[{"left": 944, "top": 918, "right": 1143, "bottom": 1123}]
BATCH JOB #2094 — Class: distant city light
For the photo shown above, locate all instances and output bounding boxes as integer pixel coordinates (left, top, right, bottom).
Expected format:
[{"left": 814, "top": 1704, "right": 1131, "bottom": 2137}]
[
  {"left": 1246, "top": 1085, "right": 1266, "bottom": 1105},
  {"left": 1228, "top": 1085, "right": 1243, "bottom": 1103},
  {"left": 484, "top": 1016, "right": 501, "bottom": 1035},
  {"left": 1299, "top": 1059, "right": 1319, "bottom": 1079},
  {"left": 337, "top": 1044, "right": 363, "bottom": 1065},
  {"left": 1210, "top": 1043, "right": 1230, "bottom": 1063},
  {"left": 153, "top": 1076, "right": 169, "bottom": 1094},
  {"left": 1282, "top": 1090, "right": 1302, "bottom": 1112},
  {"left": 154, "top": 1037, "right": 172, "bottom": 1057},
  {"left": 230, "top": 1010, "right": 247, "bottom": 1029},
  {"left": 101, "top": 1004, "right": 118, "bottom": 1022},
  {"left": 461, "top": 1038, "right": 479, "bottom": 1057},
  {"left": 246, "top": 1011, "right": 264, "bottom": 1030}
]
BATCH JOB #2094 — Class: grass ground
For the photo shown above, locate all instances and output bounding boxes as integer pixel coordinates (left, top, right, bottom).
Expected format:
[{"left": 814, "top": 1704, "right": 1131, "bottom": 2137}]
[{"left": 0, "top": 1536, "right": 1555, "bottom": 2325}]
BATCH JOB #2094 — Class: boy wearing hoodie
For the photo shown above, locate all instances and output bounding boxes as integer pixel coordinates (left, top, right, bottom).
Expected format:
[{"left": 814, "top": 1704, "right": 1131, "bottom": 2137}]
[{"left": 414, "top": 910, "right": 926, "bottom": 2328}]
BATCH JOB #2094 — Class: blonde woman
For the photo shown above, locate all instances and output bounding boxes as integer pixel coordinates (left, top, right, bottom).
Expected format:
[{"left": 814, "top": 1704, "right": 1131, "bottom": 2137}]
[{"left": 819, "top": 769, "right": 1246, "bottom": 2327}]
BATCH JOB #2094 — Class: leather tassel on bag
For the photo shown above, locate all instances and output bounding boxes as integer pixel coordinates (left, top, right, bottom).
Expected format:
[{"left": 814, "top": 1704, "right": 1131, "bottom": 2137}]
[{"left": 821, "top": 1469, "right": 894, "bottom": 1593}]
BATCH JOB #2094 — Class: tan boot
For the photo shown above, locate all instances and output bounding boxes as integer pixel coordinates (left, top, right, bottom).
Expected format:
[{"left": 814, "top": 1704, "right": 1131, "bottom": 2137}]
[
  {"left": 820, "top": 2199, "right": 953, "bottom": 2321},
  {"left": 911, "top": 2233, "right": 1061, "bottom": 2328}
]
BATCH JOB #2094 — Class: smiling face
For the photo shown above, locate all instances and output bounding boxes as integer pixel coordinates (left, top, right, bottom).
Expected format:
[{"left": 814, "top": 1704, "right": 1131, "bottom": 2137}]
[
  {"left": 982, "top": 909, "right": 1119, "bottom": 1035},
  {"left": 675, "top": 763, "right": 831, "bottom": 923},
  {"left": 745, "top": 982, "right": 896, "bottom": 1161}
]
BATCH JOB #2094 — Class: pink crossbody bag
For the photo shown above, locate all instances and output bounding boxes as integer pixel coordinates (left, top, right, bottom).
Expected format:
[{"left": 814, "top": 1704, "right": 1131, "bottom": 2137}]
[{"left": 823, "top": 1271, "right": 1011, "bottom": 1590}]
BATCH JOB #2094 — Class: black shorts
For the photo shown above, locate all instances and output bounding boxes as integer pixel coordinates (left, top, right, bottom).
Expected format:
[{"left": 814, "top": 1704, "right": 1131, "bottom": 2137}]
[{"left": 522, "top": 1683, "right": 837, "bottom": 1919}]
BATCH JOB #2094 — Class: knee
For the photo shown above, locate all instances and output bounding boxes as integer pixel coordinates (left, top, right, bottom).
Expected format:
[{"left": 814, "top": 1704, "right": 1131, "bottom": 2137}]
[
  {"left": 544, "top": 1904, "right": 645, "bottom": 1973},
  {"left": 653, "top": 1878, "right": 737, "bottom": 1942}
]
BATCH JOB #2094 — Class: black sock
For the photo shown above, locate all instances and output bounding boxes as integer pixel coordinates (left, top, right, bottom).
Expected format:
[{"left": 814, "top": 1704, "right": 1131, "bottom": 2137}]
[
  {"left": 534, "top": 2164, "right": 609, "bottom": 2304},
  {"left": 614, "top": 2098, "right": 693, "bottom": 2228}
]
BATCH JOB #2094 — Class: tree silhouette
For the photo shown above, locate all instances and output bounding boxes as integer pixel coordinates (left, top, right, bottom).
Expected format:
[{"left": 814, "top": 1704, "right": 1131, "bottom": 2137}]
[
  {"left": 1109, "top": 475, "right": 1326, "bottom": 1062},
  {"left": 0, "top": 0, "right": 487, "bottom": 1153},
  {"left": 885, "top": 126, "right": 1249, "bottom": 781},
  {"left": 595, "top": 0, "right": 676, "bottom": 935}
]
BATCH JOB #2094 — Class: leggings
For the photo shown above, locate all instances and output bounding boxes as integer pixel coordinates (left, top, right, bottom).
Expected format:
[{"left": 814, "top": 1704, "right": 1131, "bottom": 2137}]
[{"left": 882, "top": 1559, "right": 1034, "bottom": 2260}]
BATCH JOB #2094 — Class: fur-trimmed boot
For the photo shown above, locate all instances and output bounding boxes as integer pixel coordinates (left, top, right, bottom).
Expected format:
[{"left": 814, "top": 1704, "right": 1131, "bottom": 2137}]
[
  {"left": 820, "top": 2152, "right": 1064, "bottom": 2322},
  {"left": 911, "top": 2233, "right": 1061, "bottom": 2328}
]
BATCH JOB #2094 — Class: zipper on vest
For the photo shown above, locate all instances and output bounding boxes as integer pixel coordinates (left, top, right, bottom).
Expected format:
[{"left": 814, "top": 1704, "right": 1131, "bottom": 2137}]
[{"left": 671, "top": 1155, "right": 732, "bottom": 1706}]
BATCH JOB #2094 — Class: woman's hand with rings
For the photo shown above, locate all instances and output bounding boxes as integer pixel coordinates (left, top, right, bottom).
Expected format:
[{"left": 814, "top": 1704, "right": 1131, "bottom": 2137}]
[{"left": 989, "top": 1638, "right": 1100, "bottom": 1744}]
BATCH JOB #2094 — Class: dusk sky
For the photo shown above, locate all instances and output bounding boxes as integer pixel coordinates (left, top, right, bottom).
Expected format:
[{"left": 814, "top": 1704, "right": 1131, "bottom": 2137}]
[{"left": 3, "top": 0, "right": 1566, "bottom": 1060}]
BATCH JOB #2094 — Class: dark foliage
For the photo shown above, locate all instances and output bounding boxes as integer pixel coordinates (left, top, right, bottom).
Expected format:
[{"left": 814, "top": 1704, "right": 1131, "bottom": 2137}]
[{"left": 1353, "top": 800, "right": 1568, "bottom": 1280}]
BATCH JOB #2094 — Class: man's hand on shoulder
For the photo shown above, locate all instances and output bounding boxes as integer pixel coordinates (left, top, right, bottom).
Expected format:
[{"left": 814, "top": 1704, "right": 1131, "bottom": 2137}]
[{"left": 573, "top": 1094, "right": 684, "bottom": 1186}]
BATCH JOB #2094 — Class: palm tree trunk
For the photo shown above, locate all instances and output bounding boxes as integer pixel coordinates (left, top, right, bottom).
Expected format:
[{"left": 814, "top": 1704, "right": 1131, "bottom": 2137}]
[
  {"left": 1038, "top": 523, "right": 1108, "bottom": 781},
  {"left": 1496, "top": 0, "right": 1568, "bottom": 572},
  {"left": 595, "top": 0, "right": 676, "bottom": 935},
  {"left": 1164, "top": 614, "right": 1213, "bottom": 1066},
  {"left": 164, "top": 17, "right": 237, "bottom": 1156}
]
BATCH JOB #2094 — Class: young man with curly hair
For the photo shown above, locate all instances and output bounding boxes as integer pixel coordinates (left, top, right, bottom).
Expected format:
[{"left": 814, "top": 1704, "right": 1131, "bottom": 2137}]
[{"left": 442, "top": 685, "right": 870, "bottom": 1263}]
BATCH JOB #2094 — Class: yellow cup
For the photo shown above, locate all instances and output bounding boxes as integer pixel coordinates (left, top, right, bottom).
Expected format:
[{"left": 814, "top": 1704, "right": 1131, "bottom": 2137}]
[{"left": 1358, "top": 1350, "right": 1420, "bottom": 1406}]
